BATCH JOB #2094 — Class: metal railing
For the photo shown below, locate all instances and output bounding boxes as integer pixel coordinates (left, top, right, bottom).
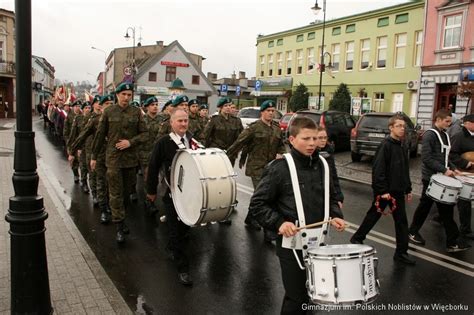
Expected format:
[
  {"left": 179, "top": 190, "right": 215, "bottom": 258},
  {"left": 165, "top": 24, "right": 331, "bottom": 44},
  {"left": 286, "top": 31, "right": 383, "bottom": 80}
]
[{"left": 0, "top": 61, "right": 16, "bottom": 75}]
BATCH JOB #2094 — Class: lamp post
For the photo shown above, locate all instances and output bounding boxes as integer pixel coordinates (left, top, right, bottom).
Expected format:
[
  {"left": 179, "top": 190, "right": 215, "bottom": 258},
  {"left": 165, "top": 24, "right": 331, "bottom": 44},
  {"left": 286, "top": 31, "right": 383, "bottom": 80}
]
[
  {"left": 312, "top": 0, "right": 326, "bottom": 110},
  {"left": 124, "top": 27, "right": 136, "bottom": 90},
  {"left": 91, "top": 46, "right": 107, "bottom": 95},
  {"left": 5, "top": 0, "right": 52, "bottom": 313}
]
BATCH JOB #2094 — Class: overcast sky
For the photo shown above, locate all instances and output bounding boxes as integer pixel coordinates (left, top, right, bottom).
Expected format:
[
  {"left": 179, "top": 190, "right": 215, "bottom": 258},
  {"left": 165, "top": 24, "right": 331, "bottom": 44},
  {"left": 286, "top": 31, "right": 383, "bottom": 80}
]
[{"left": 0, "top": 0, "right": 409, "bottom": 83}]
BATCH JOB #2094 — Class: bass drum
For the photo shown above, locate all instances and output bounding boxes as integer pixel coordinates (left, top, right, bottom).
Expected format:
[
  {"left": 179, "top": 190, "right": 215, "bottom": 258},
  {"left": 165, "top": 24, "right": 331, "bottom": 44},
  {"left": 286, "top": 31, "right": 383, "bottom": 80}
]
[{"left": 170, "top": 148, "right": 237, "bottom": 226}]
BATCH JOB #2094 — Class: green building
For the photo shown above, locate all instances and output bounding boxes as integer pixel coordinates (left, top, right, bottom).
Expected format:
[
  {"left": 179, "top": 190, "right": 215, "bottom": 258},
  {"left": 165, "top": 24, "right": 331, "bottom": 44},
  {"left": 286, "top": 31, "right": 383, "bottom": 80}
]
[{"left": 255, "top": 1, "right": 424, "bottom": 119}]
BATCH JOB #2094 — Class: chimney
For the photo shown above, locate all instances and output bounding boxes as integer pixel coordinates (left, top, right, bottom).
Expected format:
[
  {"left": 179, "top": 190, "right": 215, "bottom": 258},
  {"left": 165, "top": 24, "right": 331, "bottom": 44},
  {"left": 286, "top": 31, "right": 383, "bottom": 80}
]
[
  {"left": 239, "top": 71, "right": 246, "bottom": 79},
  {"left": 156, "top": 41, "right": 164, "bottom": 47},
  {"left": 231, "top": 72, "right": 237, "bottom": 85}
]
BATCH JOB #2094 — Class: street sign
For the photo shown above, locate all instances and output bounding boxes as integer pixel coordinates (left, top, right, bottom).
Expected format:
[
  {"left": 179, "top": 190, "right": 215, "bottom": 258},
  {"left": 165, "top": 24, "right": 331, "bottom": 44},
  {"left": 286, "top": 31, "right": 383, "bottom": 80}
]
[
  {"left": 236, "top": 86, "right": 241, "bottom": 97},
  {"left": 255, "top": 80, "right": 262, "bottom": 91},
  {"left": 220, "top": 84, "right": 228, "bottom": 96}
]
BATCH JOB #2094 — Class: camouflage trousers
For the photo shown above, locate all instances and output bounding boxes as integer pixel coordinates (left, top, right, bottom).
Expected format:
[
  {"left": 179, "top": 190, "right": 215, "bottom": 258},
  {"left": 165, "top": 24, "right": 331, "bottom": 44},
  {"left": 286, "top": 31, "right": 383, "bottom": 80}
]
[
  {"left": 107, "top": 167, "right": 136, "bottom": 222},
  {"left": 79, "top": 150, "right": 88, "bottom": 185},
  {"left": 71, "top": 155, "right": 79, "bottom": 175},
  {"left": 86, "top": 151, "right": 97, "bottom": 196},
  {"left": 139, "top": 151, "right": 152, "bottom": 193},
  {"left": 95, "top": 158, "right": 107, "bottom": 207}
]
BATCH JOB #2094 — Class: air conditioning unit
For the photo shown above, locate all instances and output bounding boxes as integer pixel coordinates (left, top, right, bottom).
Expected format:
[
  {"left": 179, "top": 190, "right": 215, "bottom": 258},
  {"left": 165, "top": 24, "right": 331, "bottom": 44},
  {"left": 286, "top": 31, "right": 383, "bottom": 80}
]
[{"left": 406, "top": 80, "right": 419, "bottom": 90}]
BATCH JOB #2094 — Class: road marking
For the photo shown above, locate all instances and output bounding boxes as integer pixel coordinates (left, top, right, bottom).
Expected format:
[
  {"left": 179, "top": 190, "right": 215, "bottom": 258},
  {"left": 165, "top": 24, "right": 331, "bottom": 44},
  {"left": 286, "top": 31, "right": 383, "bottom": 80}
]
[{"left": 237, "top": 184, "right": 474, "bottom": 277}]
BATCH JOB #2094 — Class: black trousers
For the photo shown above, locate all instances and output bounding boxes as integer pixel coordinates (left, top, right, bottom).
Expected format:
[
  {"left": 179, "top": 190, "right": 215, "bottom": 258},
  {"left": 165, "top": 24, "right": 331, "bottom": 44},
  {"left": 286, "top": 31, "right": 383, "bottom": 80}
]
[
  {"left": 276, "top": 240, "right": 309, "bottom": 315},
  {"left": 409, "top": 180, "right": 459, "bottom": 246},
  {"left": 163, "top": 198, "right": 190, "bottom": 273},
  {"left": 352, "top": 193, "right": 408, "bottom": 255},
  {"left": 457, "top": 199, "right": 472, "bottom": 235}
]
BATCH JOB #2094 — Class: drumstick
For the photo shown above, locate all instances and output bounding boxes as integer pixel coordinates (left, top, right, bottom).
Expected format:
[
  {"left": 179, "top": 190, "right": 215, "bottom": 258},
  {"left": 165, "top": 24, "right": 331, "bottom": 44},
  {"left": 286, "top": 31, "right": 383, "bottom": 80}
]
[
  {"left": 296, "top": 218, "right": 332, "bottom": 231},
  {"left": 460, "top": 171, "right": 474, "bottom": 176}
]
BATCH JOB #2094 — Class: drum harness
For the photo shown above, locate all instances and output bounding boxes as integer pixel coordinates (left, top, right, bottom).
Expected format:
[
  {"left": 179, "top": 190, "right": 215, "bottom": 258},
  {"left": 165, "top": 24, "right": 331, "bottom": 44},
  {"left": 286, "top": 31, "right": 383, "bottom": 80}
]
[
  {"left": 427, "top": 128, "right": 451, "bottom": 169},
  {"left": 283, "top": 153, "right": 330, "bottom": 270}
]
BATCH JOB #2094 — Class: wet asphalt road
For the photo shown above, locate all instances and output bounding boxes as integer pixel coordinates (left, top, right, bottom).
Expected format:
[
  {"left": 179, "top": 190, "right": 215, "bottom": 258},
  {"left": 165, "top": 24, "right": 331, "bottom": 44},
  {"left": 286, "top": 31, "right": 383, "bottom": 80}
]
[{"left": 34, "top": 119, "right": 473, "bottom": 314}]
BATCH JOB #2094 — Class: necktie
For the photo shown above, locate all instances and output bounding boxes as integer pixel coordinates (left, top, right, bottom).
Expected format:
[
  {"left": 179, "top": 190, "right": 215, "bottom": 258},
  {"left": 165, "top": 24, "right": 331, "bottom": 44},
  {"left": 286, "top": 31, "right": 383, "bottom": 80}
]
[{"left": 181, "top": 137, "right": 186, "bottom": 148}]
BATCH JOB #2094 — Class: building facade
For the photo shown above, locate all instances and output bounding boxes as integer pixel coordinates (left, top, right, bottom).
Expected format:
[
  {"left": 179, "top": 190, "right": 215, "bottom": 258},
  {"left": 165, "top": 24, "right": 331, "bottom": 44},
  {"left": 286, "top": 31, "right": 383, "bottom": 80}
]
[
  {"left": 417, "top": 0, "right": 474, "bottom": 128},
  {"left": 32, "top": 56, "right": 55, "bottom": 109},
  {"left": 256, "top": 1, "right": 424, "bottom": 117},
  {"left": 210, "top": 71, "right": 256, "bottom": 109},
  {"left": 0, "top": 8, "right": 14, "bottom": 118}
]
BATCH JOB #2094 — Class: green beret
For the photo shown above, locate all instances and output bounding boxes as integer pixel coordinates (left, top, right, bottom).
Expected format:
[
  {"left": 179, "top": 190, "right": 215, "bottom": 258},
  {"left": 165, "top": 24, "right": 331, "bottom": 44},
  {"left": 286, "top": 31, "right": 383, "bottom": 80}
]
[
  {"left": 81, "top": 101, "right": 91, "bottom": 110},
  {"left": 99, "top": 94, "right": 114, "bottom": 105},
  {"left": 199, "top": 104, "right": 209, "bottom": 110},
  {"left": 92, "top": 95, "right": 101, "bottom": 104},
  {"left": 217, "top": 97, "right": 232, "bottom": 108},
  {"left": 188, "top": 99, "right": 200, "bottom": 106},
  {"left": 131, "top": 101, "right": 140, "bottom": 108},
  {"left": 72, "top": 100, "right": 82, "bottom": 107},
  {"left": 144, "top": 96, "right": 158, "bottom": 107},
  {"left": 115, "top": 82, "right": 134, "bottom": 93},
  {"left": 260, "top": 100, "right": 276, "bottom": 111},
  {"left": 172, "top": 95, "right": 189, "bottom": 107},
  {"left": 162, "top": 100, "right": 172, "bottom": 111}
]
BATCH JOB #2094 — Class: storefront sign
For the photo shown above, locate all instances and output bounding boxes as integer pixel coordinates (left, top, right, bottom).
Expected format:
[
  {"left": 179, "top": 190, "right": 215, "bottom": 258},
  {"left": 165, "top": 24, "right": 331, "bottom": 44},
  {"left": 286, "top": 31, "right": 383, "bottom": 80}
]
[
  {"left": 460, "top": 67, "right": 474, "bottom": 81},
  {"left": 160, "top": 61, "right": 189, "bottom": 67}
]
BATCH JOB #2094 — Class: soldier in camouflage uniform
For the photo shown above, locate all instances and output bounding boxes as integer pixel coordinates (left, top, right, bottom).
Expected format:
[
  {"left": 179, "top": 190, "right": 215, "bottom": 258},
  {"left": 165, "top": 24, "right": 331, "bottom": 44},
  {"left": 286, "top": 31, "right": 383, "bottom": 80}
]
[
  {"left": 188, "top": 99, "right": 202, "bottom": 138},
  {"left": 68, "top": 101, "right": 91, "bottom": 193},
  {"left": 157, "top": 95, "right": 191, "bottom": 139},
  {"left": 64, "top": 100, "right": 82, "bottom": 183},
  {"left": 202, "top": 97, "right": 243, "bottom": 150},
  {"left": 140, "top": 96, "right": 162, "bottom": 215},
  {"left": 91, "top": 83, "right": 148, "bottom": 243},
  {"left": 198, "top": 104, "right": 210, "bottom": 141},
  {"left": 226, "top": 100, "right": 286, "bottom": 241}
]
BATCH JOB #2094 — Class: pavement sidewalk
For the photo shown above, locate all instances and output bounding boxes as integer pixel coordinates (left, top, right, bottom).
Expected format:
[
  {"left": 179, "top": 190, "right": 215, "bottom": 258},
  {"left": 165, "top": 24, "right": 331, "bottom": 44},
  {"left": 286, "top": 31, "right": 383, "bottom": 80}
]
[{"left": 0, "top": 119, "right": 131, "bottom": 314}]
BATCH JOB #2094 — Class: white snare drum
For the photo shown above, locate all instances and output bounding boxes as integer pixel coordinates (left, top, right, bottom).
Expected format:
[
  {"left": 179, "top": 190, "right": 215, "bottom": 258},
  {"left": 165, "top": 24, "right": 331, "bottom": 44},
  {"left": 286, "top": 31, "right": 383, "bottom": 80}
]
[
  {"left": 455, "top": 176, "right": 474, "bottom": 201},
  {"left": 170, "top": 148, "right": 237, "bottom": 226},
  {"left": 305, "top": 244, "right": 379, "bottom": 305},
  {"left": 426, "top": 174, "right": 462, "bottom": 205}
]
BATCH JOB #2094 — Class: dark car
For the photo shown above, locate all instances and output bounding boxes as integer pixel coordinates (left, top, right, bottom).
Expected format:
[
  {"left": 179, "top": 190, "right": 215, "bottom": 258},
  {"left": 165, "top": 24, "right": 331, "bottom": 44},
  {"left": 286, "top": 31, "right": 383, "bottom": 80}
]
[
  {"left": 287, "top": 110, "right": 356, "bottom": 151},
  {"left": 350, "top": 112, "right": 420, "bottom": 162}
]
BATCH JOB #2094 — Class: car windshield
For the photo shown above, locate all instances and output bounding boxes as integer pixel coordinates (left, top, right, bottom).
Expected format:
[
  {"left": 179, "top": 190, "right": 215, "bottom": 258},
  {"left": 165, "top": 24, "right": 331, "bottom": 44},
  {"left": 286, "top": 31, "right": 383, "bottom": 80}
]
[
  {"left": 238, "top": 108, "right": 260, "bottom": 118},
  {"left": 359, "top": 116, "right": 391, "bottom": 130}
]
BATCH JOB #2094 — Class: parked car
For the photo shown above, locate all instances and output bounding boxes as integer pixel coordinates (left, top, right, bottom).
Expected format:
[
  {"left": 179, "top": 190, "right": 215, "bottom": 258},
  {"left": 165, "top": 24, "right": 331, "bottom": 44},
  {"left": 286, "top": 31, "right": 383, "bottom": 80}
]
[
  {"left": 237, "top": 106, "right": 283, "bottom": 128},
  {"left": 350, "top": 111, "right": 420, "bottom": 162},
  {"left": 286, "top": 110, "right": 356, "bottom": 151},
  {"left": 279, "top": 112, "right": 294, "bottom": 134}
]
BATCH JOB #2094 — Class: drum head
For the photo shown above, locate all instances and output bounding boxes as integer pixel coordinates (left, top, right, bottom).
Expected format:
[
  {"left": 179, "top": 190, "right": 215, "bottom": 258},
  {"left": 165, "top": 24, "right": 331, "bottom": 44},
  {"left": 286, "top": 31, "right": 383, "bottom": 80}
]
[
  {"left": 431, "top": 174, "right": 463, "bottom": 188},
  {"left": 170, "top": 150, "right": 204, "bottom": 226},
  {"left": 308, "top": 244, "right": 374, "bottom": 257}
]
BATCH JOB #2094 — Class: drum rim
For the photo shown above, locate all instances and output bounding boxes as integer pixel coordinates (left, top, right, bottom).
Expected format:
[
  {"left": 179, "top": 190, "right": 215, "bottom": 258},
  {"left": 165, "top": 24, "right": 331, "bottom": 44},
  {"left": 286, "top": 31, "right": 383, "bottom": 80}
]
[
  {"left": 430, "top": 176, "right": 463, "bottom": 189},
  {"left": 310, "top": 293, "right": 379, "bottom": 306},
  {"left": 306, "top": 244, "right": 376, "bottom": 259}
]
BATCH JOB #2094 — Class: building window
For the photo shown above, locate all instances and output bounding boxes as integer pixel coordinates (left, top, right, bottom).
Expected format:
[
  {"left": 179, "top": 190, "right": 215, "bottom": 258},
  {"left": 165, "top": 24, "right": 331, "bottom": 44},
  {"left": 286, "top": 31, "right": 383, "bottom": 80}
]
[
  {"left": 260, "top": 55, "right": 265, "bottom": 77},
  {"left": 268, "top": 54, "right": 273, "bottom": 76},
  {"left": 286, "top": 51, "right": 292, "bottom": 75},
  {"left": 395, "top": 13, "right": 409, "bottom": 24},
  {"left": 0, "top": 41, "right": 4, "bottom": 62},
  {"left": 345, "top": 41, "right": 354, "bottom": 71},
  {"left": 443, "top": 14, "right": 462, "bottom": 48},
  {"left": 148, "top": 72, "right": 157, "bottom": 82},
  {"left": 296, "top": 49, "right": 303, "bottom": 74},
  {"left": 308, "top": 32, "right": 315, "bottom": 40},
  {"left": 414, "top": 30, "right": 423, "bottom": 67},
  {"left": 307, "top": 47, "right": 315, "bottom": 72},
  {"left": 346, "top": 24, "right": 356, "bottom": 33},
  {"left": 377, "top": 17, "right": 389, "bottom": 27},
  {"left": 277, "top": 39, "right": 283, "bottom": 46},
  {"left": 296, "top": 34, "right": 304, "bottom": 42},
  {"left": 192, "top": 75, "right": 200, "bottom": 85},
  {"left": 277, "top": 52, "right": 283, "bottom": 76},
  {"left": 332, "top": 43, "right": 340, "bottom": 72},
  {"left": 374, "top": 92, "right": 385, "bottom": 112},
  {"left": 165, "top": 66, "right": 176, "bottom": 82},
  {"left": 376, "top": 36, "right": 387, "bottom": 68},
  {"left": 360, "top": 39, "right": 370, "bottom": 70},
  {"left": 268, "top": 41, "right": 274, "bottom": 48},
  {"left": 394, "top": 33, "right": 407, "bottom": 68},
  {"left": 332, "top": 27, "right": 341, "bottom": 36}
]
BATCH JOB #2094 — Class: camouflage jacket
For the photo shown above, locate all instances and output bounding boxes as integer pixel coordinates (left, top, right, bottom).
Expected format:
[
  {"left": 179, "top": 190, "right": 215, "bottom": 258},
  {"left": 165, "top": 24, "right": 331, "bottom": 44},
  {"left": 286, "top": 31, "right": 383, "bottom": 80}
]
[
  {"left": 63, "top": 111, "right": 76, "bottom": 146},
  {"left": 141, "top": 113, "right": 162, "bottom": 155},
  {"left": 226, "top": 120, "right": 286, "bottom": 177},
  {"left": 92, "top": 104, "right": 148, "bottom": 168},
  {"left": 188, "top": 113, "right": 202, "bottom": 138},
  {"left": 202, "top": 113, "right": 243, "bottom": 150},
  {"left": 70, "top": 111, "right": 100, "bottom": 155},
  {"left": 67, "top": 114, "right": 84, "bottom": 153}
]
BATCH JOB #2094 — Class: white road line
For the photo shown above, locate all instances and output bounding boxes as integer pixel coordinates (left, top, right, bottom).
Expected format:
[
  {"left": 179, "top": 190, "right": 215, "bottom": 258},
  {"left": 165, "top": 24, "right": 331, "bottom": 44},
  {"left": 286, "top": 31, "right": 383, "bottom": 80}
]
[{"left": 237, "top": 185, "right": 474, "bottom": 277}]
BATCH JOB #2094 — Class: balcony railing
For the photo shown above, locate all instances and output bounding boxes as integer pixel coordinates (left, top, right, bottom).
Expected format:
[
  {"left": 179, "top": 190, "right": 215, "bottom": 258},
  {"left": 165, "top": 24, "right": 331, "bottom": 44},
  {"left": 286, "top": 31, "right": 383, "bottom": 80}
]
[{"left": 0, "top": 62, "right": 16, "bottom": 76}]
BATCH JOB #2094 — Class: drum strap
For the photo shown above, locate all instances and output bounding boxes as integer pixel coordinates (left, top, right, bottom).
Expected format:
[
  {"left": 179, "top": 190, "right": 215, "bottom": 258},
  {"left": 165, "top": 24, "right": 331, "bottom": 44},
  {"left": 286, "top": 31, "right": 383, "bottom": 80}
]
[
  {"left": 427, "top": 128, "right": 451, "bottom": 168},
  {"left": 169, "top": 132, "right": 205, "bottom": 150},
  {"left": 283, "top": 153, "right": 330, "bottom": 269}
]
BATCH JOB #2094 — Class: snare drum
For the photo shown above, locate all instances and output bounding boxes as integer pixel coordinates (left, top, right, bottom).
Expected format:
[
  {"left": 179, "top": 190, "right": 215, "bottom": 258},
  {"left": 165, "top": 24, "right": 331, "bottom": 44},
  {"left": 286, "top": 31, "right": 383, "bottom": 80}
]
[
  {"left": 305, "top": 244, "right": 379, "bottom": 305},
  {"left": 170, "top": 148, "right": 237, "bottom": 226},
  {"left": 455, "top": 176, "right": 474, "bottom": 201},
  {"left": 426, "top": 174, "right": 462, "bottom": 205}
]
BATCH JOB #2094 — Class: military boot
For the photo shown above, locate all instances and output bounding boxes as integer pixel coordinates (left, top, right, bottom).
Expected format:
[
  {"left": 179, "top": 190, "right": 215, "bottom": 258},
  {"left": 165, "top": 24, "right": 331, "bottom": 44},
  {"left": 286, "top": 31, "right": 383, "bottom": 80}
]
[
  {"left": 116, "top": 223, "right": 126, "bottom": 243},
  {"left": 99, "top": 204, "right": 111, "bottom": 224},
  {"left": 73, "top": 169, "right": 80, "bottom": 183},
  {"left": 82, "top": 181, "right": 90, "bottom": 194}
]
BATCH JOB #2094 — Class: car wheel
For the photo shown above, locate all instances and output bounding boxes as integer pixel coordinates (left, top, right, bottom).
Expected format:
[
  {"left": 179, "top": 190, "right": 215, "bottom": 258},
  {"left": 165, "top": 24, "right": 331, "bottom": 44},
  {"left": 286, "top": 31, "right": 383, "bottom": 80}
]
[{"left": 351, "top": 152, "right": 362, "bottom": 162}]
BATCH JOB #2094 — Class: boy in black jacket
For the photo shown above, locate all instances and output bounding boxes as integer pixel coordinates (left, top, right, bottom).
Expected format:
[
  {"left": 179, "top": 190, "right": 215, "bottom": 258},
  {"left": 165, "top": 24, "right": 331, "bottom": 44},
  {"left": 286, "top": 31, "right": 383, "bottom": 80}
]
[{"left": 351, "top": 114, "right": 415, "bottom": 265}]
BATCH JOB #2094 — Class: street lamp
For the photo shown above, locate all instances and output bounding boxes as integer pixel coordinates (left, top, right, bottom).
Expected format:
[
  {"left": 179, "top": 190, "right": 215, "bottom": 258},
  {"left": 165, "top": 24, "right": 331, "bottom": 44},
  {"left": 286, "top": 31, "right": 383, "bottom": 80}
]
[
  {"left": 312, "top": 0, "right": 326, "bottom": 110},
  {"left": 124, "top": 27, "right": 136, "bottom": 89},
  {"left": 91, "top": 46, "right": 107, "bottom": 95}
]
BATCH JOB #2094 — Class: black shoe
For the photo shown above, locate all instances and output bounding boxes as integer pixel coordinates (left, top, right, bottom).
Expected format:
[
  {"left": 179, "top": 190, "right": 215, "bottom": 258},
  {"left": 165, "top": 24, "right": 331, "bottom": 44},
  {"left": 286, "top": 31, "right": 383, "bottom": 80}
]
[
  {"left": 461, "top": 232, "right": 474, "bottom": 240},
  {"left": 100, "top": 212, "right": 111, "bottom": 224},
  {"left": 264, "top": 229, "right": 278, "bottom": 243},
  {"left": 350, "top": 237, "right": 363, "bottom": 244},
  {"left": 177, "top": 272, "right": 193, "bottom": 286},
  {"left": 393, "top": 253, "right": 416, "bottom": 265},
  {"left": 130, "top": 193, "right": 138, "bottom": 202},
  {"left": 122, "top": 223, "right": 130, "bottom": 235},
  {"left": 116, "top": 225, "right": 126, "bottom": 244},
  {"left": 447, "top": 242, "right": 471, "bottom": 253},
  {"left": 82, "top": 185, "right": 90, "bottom": 194},
  {"left": 245, "top": 217, "right": 261, "bottom": 231},
  {"left": 219, "top": 219, "right": 232, "bottom": 225},
  {"left": 408, "top": 232, "right": 426, "bottom": 246}
]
